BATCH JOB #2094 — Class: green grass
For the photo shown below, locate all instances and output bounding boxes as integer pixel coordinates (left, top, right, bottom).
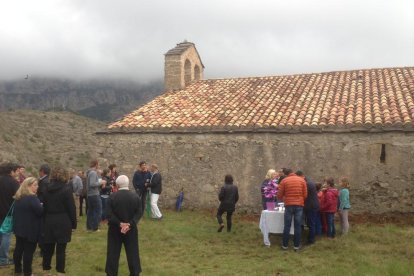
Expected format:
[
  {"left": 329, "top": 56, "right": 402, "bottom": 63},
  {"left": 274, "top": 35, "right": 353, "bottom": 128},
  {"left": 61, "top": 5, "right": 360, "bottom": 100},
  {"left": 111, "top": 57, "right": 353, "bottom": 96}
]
[{"left": 3, "top": 210, "right": 414, "bottom": 275}]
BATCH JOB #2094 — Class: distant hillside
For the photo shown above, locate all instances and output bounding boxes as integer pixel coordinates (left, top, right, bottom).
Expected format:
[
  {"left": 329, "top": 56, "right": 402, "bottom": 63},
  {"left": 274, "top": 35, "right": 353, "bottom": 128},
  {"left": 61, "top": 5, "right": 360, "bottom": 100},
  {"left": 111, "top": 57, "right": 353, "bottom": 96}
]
[
  {"left": 0, "top": 110, "right": 106, "bottom": 175},
  {"left": 0, "top": 78, "right": 163, "bottom": 122}
]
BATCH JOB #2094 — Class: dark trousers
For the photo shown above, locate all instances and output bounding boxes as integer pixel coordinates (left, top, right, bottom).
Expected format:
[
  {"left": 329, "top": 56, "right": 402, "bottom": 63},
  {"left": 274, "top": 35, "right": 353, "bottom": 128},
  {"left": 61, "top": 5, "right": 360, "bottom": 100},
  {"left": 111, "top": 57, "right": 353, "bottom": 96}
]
[
  {"left": 321, "top": 212, "right": 328, "bottom": 233},
  {"left": 216, "top": 207, "right": 234, "bottom": 231},
  {"left": 326, "top": 212, "right": 336, "bottom": 238},
  {"left": 105, "top": 225, "right": 141, "bottom": 276},
  {"left": 315, "top": 211, "right": 322, "bottom": 235},
  {"left": 13, "top": 236, "right": 37, "bottom": 276},
  {"left": 42, "top": 242, "right": 67, "bottom": 273},
  {"left": 305, "top": 209, "right": 318, "bottom": 244},
  {"left": 87, "top": 195, "right": 102, "bottom": 231},
  {"left": 136, "top": 190, "right": 147, "bottom": 218},
  {"left": 79, "top": 195, "right": 88, "bottom": 216},
  {"left": 101, "top": 196, "right": 109, "bottom": 221}
]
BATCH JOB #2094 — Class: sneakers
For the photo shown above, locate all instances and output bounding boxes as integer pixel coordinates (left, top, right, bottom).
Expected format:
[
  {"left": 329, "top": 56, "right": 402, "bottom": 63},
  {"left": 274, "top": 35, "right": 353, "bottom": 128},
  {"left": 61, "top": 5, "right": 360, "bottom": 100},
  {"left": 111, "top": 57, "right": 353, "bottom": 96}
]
[
  {"left": 217, "top": 224, "right": 224, "bottom": 232},
  {"left": 281, "top": 245, "right": 301, "bottom": 251}
]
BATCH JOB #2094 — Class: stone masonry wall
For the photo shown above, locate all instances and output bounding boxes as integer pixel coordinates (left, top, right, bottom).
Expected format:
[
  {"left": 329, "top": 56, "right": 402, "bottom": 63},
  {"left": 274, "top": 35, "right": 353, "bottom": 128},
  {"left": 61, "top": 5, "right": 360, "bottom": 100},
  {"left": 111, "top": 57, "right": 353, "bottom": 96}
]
[{"left": 96, "top": 132, "right": 414, "bottom": 214}]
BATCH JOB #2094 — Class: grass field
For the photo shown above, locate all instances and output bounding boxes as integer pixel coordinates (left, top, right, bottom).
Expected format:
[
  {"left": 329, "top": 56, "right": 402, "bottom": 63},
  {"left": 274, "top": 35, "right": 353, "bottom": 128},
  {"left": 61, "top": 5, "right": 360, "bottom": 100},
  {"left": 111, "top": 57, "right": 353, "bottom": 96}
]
[{"left": 2, "top": 210, "right": 414, "bottom": 275}]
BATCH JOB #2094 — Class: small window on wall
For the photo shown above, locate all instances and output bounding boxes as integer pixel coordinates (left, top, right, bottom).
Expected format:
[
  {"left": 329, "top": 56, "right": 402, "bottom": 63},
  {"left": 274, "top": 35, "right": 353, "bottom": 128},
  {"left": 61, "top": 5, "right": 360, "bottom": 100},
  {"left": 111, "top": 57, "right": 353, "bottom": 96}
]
[{"left": 380, "top": 144, "right": 386, "bottom": 163}]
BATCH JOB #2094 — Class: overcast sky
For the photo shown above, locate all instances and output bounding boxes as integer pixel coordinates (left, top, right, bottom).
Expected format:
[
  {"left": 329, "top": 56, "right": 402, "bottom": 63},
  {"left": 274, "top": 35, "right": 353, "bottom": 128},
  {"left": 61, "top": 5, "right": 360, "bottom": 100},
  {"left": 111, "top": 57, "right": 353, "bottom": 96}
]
[{"left": 1, "top": 0, "right": 413, "bottom": 81}]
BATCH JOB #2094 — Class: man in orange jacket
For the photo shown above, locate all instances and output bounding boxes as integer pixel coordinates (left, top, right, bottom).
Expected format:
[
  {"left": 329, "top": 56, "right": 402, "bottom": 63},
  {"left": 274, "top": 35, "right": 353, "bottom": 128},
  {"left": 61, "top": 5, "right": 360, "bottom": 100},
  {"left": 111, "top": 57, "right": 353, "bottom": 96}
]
[{"left": 277, "top": 168, "right": 308, "bottom": 251}]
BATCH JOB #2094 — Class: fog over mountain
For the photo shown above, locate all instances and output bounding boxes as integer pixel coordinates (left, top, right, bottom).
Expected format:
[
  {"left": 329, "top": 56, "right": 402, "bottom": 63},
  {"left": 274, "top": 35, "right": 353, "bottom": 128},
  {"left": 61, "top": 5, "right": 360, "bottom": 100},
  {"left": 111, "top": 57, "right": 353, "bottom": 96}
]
[{"left": 0, "top": 78, "right": 163, "bottom": 122}]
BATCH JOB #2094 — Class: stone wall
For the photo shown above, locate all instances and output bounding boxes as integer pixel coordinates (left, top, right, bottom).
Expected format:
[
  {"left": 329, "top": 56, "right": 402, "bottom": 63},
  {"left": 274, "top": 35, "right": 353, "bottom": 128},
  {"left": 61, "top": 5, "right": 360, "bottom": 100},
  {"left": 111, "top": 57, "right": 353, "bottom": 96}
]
[{"left": 96, "top": 132, "right": 414, "bottom": 214}]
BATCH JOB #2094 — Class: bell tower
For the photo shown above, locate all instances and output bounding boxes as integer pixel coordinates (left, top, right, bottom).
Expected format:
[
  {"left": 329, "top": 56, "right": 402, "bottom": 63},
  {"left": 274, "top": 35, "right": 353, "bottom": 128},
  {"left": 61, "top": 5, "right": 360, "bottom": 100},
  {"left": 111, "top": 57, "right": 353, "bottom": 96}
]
[{"left": 164, "top": 41, "right": 204, "bottom": 91}]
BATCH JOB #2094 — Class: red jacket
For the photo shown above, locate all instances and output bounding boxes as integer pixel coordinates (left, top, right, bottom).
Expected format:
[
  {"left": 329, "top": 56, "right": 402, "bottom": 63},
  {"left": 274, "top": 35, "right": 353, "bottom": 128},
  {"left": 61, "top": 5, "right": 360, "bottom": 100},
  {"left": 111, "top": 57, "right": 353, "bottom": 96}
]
[
  {"left": 320, "top": 187, "right": 338, "bottom": 213},
  {"left": 277, "top": 173, "right": 307, "bottom": 206}
]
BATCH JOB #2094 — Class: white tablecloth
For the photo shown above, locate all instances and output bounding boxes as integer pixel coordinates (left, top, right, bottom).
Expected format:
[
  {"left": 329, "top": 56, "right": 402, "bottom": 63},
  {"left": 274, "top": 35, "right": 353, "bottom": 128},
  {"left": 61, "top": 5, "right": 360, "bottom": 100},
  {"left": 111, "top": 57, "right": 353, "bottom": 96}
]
[{"left": 259, "top": 210, "right": 294, "bottom": 246}]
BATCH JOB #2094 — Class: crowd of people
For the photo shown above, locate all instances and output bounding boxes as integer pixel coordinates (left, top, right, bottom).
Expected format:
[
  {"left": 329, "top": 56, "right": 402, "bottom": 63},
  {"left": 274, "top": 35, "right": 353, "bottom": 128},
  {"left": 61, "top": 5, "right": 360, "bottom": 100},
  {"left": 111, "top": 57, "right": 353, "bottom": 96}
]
[
  {"left": 259, "top": 168, "right": 351, "bottom": 250},
  {"left": 0, "top": 159, "right": 352, "bottom": 274},
  {"left": 0, "top": 160, "right": 164, "bottom": 276}
]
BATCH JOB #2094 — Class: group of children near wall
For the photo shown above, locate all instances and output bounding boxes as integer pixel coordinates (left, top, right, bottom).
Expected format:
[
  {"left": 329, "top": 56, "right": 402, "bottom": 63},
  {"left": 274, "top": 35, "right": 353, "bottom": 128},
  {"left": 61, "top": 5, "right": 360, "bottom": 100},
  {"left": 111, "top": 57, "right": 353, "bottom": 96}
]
[
  {"left": 316, "top": 177, "right": 351, "bottom": 237},
  {"left": 261, "top": 169, "right": 351, "bottom": 238}
]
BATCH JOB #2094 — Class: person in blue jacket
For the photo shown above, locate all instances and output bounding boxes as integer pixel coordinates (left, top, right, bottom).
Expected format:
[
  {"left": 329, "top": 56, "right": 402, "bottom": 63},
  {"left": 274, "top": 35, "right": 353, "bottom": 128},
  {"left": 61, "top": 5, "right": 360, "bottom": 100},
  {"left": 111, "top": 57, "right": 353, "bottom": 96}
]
[{"left": 132, "top": 161, "right": 151, "bottom": 216}]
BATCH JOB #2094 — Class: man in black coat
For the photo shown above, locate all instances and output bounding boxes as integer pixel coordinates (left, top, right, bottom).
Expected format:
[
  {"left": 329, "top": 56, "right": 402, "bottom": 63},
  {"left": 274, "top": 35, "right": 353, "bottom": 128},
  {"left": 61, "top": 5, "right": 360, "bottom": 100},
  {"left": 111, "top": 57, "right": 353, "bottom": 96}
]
[
  {"left": 36, "top": 164, "right": 50, "bottom": 257},
  {"left": 106, "top": 175, "right": 142, "bottom": 276},
  {"left": 0, "top": 162, "right": 20, "bottom": 266},
  {"left": 146, "top": 164, "right": 162, "bottom": 219},
  {"left": 296, "top": 170, "right": 320, "bottom": 245}
]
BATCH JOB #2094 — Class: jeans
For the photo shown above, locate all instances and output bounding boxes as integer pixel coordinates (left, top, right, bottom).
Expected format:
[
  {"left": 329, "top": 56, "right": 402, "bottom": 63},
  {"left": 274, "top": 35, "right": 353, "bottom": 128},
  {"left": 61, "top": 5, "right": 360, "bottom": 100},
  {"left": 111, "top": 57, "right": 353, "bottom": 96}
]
[
  {"left": 326, "top": 212, "right": 336, "bottom": 238},
  {"left": 315, "top": 211, "right": 322, "bottom": 235},
  {"left": 86, "top": 195, "right": 102, "bottom": 231},
  {"left": 305, "top": 209, "right": 318, "bottom": 243},
  {"left": 283, "top": 205, "right": 303, "bottom": 248},
  {"left": 0, "top": 232, "right": 11, "bottom": 264}
]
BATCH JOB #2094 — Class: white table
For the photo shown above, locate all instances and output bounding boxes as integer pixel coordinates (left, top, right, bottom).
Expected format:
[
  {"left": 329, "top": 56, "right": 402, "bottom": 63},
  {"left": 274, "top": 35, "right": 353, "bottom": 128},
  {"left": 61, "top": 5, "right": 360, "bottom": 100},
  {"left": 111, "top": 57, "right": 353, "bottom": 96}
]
[{"left": 259, "top": 209, "right": 294, "bottom": 246}]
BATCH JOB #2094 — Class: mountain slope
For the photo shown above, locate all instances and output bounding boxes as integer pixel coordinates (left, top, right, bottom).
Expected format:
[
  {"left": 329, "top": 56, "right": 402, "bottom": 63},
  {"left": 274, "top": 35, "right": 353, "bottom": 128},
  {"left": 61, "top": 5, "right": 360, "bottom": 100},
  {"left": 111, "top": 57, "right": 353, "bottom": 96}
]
[{"left": 0, "top": 110, "right": 106, "bottom": 175}]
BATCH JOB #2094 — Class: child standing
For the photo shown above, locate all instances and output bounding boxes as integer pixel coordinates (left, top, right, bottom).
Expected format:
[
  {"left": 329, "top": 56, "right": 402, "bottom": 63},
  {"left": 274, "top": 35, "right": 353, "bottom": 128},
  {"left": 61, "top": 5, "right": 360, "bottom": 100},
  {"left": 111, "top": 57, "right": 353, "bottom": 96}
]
[
  {"left": 338, "top": 178, "right": 351, "bottom": 235},
  {"left": 320, "top": 177, "right": 338, "bottom": 238}
]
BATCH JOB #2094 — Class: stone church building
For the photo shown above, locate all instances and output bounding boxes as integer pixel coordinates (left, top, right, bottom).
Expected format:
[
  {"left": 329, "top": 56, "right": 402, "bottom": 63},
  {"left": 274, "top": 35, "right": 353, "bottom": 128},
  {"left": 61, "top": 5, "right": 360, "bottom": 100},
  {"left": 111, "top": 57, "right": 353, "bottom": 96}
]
[{"left": 98, "top": 41, "right": 414, "bottom": 214}]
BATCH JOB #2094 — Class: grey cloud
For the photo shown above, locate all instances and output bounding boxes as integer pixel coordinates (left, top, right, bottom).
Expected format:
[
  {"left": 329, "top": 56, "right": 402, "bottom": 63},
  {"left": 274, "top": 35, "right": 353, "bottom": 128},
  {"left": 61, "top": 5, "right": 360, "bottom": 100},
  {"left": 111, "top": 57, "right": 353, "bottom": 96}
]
[{"left": 0, "top": 0, "right": 413, "bottom": 81}]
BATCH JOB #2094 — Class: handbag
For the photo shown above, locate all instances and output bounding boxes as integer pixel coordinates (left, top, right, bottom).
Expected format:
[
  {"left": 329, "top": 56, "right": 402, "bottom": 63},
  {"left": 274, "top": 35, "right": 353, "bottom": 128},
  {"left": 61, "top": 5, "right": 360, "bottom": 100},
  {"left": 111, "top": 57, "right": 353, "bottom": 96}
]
[{"left": 0, "top": 201, "right": 15, "bottom": 234}]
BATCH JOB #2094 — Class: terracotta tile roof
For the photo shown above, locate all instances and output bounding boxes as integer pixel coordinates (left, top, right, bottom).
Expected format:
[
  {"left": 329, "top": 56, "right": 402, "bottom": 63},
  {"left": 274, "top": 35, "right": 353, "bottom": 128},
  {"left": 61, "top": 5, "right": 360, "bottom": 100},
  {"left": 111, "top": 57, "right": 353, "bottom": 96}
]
[{"left": 108, "top": 67, "right": 414, "bottom": 133}]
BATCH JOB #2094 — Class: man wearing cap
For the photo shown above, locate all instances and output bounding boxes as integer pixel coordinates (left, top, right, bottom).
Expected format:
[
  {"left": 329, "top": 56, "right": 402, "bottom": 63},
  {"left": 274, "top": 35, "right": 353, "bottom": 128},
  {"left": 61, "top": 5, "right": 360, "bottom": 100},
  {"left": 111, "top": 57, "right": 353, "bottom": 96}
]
[{"left": 105, "top": 175, "right": 142, "bottom": 276}]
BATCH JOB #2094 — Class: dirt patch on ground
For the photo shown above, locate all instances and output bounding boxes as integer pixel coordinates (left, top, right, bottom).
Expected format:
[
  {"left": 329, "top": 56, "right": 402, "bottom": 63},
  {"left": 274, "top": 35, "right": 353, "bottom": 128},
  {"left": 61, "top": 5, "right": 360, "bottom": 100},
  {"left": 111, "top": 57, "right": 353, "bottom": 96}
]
[
  {"left": 349, "top": 212, "right": 414, "bottom": 226},
  {"left": 238, "top": 211, "right": 414, "bottom": 226}
]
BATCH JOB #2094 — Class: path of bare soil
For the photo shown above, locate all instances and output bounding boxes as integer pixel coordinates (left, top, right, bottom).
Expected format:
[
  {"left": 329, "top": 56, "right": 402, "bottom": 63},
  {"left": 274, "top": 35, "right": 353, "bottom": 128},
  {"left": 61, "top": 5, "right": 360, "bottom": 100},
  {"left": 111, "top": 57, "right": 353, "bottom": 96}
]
[{"left": 238, "top": 211, "right": 414, "bottom": 226}]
